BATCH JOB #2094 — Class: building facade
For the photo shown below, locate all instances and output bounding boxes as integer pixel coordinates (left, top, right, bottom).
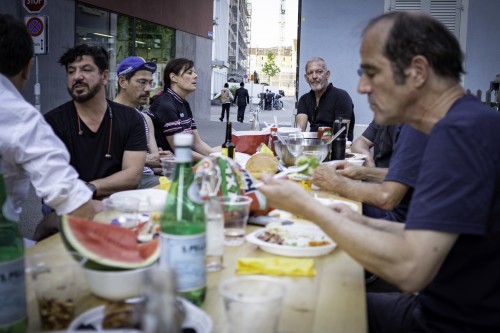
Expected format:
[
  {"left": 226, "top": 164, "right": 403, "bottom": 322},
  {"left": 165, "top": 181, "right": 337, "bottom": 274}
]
[
  {"left": 1, "top": 0, "right": 214, "bottom": 119},
  {"left": 249, "top": 44, "right": 297, "bottom": 97}
]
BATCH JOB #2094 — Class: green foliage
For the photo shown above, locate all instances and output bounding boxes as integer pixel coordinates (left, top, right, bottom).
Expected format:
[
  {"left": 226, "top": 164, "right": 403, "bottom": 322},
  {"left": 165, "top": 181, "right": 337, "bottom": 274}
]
[
  {"left": 262, "top": 52, "right": 281, "bottom": 79},
  {"left": 229, "top": 86, "right": 237, "bottom": 96}
]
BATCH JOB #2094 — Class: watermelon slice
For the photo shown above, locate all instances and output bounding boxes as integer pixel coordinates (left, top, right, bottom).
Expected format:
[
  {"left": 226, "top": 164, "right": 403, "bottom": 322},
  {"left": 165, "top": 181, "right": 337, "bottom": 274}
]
[{"left": 61, "top": 215, "right": 160, "bottom": 270}]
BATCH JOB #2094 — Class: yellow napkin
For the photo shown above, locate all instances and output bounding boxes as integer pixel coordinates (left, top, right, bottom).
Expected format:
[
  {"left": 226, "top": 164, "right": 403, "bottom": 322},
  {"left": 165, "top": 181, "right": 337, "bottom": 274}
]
[{"left": 236, "top": 257, "right": 316, "bottom": 276}]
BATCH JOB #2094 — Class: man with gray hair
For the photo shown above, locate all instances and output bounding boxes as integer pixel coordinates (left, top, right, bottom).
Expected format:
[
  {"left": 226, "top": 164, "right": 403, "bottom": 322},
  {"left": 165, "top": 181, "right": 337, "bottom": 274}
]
[
  {"left": 260, "top": 12, "right": 500, "bottom": 332},
  {"left": 296, "top": 57, "right": 355, "bottom": 141}
]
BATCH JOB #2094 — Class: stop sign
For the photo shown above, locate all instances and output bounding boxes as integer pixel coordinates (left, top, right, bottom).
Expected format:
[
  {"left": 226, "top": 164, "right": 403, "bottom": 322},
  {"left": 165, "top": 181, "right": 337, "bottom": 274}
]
[{"left": 23, "top": 0, "right": 46, "bottom": 13}]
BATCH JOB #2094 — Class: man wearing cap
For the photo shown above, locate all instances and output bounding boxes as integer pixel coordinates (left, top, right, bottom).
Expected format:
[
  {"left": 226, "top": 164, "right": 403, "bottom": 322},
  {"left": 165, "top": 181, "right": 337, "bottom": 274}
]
[
  {"left": 45, "top": 45, "right": 147, "bottom": 200},
  {"left": 114, "top": 56, "right": 173, "bottom": 188}
]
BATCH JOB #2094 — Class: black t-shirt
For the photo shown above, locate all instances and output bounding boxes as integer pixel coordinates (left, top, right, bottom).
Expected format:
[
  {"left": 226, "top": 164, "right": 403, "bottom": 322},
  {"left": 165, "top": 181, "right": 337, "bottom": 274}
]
[
  {"left": 148, "top": 90, "right": 197, "bottom": 152},
  {"left": 297, "top": 83, "right": 355, "bottom": 141},
  {"left": 362, "top": 120, "right": 399, "bottom": 168},
  {"left": 45, "top": 99, "right": 147, "bottom": 182}
]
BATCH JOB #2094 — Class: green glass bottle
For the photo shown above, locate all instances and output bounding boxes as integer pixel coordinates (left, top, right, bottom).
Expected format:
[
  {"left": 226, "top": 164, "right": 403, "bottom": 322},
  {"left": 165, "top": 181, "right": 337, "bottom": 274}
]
[
  {"left": 0, "top": 156, "right": 27, "bottom": 333},
  {"left": 159, "top": 134, "right": 206, "bottom": 306}
]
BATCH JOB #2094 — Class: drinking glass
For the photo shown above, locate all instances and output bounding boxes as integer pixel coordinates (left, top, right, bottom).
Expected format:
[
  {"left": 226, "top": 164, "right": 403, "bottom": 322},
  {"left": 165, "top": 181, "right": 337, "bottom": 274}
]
[{"left": 286, "top": 132, "right": 304, "bottom": 158}]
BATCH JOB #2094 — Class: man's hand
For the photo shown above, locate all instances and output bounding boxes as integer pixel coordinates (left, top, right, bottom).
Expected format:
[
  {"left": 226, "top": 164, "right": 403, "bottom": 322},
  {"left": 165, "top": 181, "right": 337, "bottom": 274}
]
[{"left": 312, "top": 163, "right": 347, "bottom": 192}]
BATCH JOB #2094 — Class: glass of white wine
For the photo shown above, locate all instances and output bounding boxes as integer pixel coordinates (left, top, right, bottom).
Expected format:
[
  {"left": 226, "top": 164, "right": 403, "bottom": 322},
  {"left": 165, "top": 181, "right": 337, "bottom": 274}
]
[{"left": 287, "top": 132, "right": 304, "bottom": 158}]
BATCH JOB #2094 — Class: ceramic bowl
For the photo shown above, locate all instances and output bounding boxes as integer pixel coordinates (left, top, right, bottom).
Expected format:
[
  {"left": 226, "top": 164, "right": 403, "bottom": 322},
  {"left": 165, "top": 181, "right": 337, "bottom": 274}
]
[{"left": 83, "top": 265, "right": 155, "bottom": 301}]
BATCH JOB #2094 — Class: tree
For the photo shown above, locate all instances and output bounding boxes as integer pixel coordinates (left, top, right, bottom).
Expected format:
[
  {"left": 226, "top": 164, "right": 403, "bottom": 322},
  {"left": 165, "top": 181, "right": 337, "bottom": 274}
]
[{"left": 261, "top": 52, "right": 281, "bottom": 81}]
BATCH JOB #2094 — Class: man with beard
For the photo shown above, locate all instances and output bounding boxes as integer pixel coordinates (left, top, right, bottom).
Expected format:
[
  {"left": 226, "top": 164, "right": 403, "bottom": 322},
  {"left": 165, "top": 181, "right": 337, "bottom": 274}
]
[
  {"left": 113, "top": 56, "right": 173, "bottom": 188},
  {"left": 296, "top": 57, "right": 355, "bottom": 141},
  {"left": 45, "top": 45, "right": 147, "bottom": 199}
]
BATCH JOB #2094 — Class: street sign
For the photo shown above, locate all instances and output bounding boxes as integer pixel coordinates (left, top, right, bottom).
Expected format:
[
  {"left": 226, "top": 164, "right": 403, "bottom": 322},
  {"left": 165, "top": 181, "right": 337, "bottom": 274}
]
[
  {"left": 23, "top": 0, "right": 46, "bottom": 13},
  {"left": 24, "top": 15, "right": 48, "bottom": 54}
]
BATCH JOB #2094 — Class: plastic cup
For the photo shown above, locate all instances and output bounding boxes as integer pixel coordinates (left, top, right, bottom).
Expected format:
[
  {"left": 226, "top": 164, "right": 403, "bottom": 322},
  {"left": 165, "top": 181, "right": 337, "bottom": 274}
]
[
  {"left": 288, "top": 173, "right": 313, "bottom": 192},
  {"left": 160, "top": 157, "right": 176, "bottom": 180},
  {"left": 101, "top": 196, "right": 140, "bottom": 228},
  {"left": 219, "top": 276, "right": 286, "bottom": 333},
  {"left": 219, "top": 196, "right": 252, "bottom": 246},
  {"left": 25, "top": 251, "right": 86, "bottom": 331}
]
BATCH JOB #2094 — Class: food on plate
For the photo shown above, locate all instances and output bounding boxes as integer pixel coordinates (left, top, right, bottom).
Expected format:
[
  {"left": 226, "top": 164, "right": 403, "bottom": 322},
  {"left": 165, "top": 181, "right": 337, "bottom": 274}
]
[
  {"left": 295, "top": 155, "right": 320, "bottom": 175},
  {"left": 245, "top": 152, "right": 279, "bottom": 179},
  {"left": 61, "top": 215, "right": 160, "bottom": 270},
  {"left": 256, "top": 226, "right": 332, "bottom": 247},
  {"left": 102, "top": 301, "right": 138, "bottom": 329}
]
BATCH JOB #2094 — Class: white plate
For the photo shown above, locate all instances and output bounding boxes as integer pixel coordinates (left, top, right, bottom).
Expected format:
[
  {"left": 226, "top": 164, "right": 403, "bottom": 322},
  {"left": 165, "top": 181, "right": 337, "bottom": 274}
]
[
  {"left": 246, "top": 225, "right": 336, "bottom": 257},
  {"left": 67, "top": 298, "right": 212, "bottom": 333},
  {"left": 314, "top": 196, "right": 359, "bottom": 212},
  {"left": 345, "top": 152, "right": 366, "bottom": 160},
  {"left": 110, "top": 189, "right": 167, "bottom": 212},
  {"left": 210, "top": 151, "right": 251, "bottom": 168}
]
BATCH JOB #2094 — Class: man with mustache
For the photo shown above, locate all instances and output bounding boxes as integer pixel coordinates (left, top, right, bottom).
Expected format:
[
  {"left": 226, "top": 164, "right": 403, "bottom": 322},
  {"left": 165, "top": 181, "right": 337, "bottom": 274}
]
[
  {"left": 296, "top": 57, "right": 355, "bottom": 141},
  {"left": 45, "top": 45, "right": 147, "bottom": 199},
  {"left": 113, "top": 56, "right": 172, "bottom": 188}
]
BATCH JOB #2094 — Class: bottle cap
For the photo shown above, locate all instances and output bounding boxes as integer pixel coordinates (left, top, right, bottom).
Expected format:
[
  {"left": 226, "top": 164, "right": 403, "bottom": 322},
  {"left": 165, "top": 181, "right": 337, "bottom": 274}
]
[{"left": 174, "top": 133, "right": 193, "bottom": 147}]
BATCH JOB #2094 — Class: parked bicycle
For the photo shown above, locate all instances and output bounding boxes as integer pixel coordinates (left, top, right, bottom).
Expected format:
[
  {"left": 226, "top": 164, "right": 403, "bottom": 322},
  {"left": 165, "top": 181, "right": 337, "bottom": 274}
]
[{"left": 273, "top": 94, "right": 283, "bottom": 110}]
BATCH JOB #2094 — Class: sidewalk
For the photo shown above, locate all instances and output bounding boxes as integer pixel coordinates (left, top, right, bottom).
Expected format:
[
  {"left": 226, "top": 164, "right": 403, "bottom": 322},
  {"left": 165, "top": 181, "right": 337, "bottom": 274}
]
[{"left": 199, "top": 97, "right": 297, "bottom": 146}]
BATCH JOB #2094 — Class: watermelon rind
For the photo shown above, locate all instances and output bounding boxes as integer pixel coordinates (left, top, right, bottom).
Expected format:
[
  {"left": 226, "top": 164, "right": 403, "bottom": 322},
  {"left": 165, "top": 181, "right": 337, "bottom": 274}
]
[{"left": 61, "top": 215, "right": 160, "bottom": 270}]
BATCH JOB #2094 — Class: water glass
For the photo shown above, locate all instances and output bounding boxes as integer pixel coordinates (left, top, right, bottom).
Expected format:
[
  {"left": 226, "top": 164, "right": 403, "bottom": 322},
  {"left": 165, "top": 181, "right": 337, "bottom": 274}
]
[
  {"left": 287, "top": 132, "right": 304, "bottom": 157},
  {"left": 25, "top": 251, "right": 86, "bottom": 331},
  {"left": 219, "top": 276, "right": 287, "bottom": 333},
  {"left": 160, "top": 157, "right": 176, "bottom": 180},
  {"left": 220, "top": 196, "right": 252, "bottom": 246}
]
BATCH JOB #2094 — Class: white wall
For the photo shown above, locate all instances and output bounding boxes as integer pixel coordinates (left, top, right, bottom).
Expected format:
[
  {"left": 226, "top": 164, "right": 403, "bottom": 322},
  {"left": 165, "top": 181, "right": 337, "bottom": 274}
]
[{"left": 299, "top": 0, "right": 500, "bottom": 125}]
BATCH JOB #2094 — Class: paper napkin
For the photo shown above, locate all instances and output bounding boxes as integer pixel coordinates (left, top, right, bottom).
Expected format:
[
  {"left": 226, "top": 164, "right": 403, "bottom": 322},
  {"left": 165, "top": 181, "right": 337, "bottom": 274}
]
[{"left": 236, "top": 257, "right": 316, "bottom": 276}]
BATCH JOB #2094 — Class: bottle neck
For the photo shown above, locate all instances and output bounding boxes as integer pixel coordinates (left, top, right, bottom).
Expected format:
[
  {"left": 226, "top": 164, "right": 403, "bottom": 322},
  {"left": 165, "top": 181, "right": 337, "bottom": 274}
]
[
  {"left": 225, "top": 122, "right": 232, "bottom": 142},
  {"left": 175, "top": 145, "right": 193, "bottom": 164}
]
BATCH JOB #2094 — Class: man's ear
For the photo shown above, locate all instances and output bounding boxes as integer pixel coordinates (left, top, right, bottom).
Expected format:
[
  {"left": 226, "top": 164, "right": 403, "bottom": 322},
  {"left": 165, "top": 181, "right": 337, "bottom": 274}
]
[
  {"left": 117, "top": 76, "right": 128, "bottom": 89},
  {"left": 21, "top": 57, "right": 34, "bottom": 81},
  {"left": 408, "top": 55, "right": 429, "bottom": 88}
]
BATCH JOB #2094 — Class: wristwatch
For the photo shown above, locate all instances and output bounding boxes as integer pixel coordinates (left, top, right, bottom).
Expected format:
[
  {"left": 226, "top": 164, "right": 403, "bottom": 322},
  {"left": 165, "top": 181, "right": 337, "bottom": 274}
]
[{"left": 85, "top": 182, "right": 97, "bottom": 199}]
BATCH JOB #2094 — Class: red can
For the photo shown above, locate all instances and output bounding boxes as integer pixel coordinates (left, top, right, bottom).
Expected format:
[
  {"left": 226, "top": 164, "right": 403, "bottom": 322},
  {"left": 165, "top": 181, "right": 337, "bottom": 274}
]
[{"left": 318, "top": 127, "right": 332, "bottom": 140}]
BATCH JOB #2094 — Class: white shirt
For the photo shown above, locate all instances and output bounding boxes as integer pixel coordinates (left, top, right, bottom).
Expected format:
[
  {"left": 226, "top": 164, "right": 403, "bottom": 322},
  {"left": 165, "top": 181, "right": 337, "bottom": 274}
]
[{"left": 0, "top": 74, "right": 92, "bottom": 220}]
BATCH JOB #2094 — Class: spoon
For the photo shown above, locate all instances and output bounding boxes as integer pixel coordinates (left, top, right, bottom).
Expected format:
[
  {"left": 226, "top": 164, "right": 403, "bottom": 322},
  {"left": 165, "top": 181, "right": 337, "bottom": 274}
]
[
  {"left": 325, "top": 126, "right": 346, "bottom": 145},
  {"left": 254, "top": 163, "right": 309, "bottom": 188}
]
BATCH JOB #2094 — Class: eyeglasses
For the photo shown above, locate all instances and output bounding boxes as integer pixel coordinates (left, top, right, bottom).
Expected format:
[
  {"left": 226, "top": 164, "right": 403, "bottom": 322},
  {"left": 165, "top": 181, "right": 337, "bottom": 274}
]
[
  {"left": 357, "top": 68, "right": 363, "bottom": 77},
  {"left": 135, "top": 79, "right": 156, "bottom": 89},
  {"left": 312, "top": 106, "right": 318, "bottom": 123}
]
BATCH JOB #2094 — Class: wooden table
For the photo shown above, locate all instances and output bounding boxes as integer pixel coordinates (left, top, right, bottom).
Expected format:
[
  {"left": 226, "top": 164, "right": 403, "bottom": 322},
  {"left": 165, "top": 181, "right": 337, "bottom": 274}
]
[{"left": 26, "top": 192, "right": 367, "bottom": 333}]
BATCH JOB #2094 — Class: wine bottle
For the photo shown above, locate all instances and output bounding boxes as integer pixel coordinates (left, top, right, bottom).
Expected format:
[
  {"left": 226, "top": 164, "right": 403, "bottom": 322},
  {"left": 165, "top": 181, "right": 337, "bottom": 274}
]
[
  {"left": 221, "top": 121, "right": 235, "bottom": 159},
  {"left": 0, "top": 156, "right": 27, "bottom": 333},
  {"left": 159, "top": 133, "right": 206, "bottom": 306}
]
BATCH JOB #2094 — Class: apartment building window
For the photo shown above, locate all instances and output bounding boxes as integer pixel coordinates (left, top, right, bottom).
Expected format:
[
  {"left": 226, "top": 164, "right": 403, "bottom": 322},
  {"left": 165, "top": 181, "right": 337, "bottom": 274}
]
[
  {"left": 386, "top": 0, "right": 468, "bottom": 49},
  {"left": 75, "top": 2, "right": 175, "bottom": 99}
]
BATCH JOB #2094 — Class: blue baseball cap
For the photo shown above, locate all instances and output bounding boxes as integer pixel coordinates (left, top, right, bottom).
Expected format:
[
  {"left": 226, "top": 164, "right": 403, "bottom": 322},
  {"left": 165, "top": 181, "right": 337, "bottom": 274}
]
[{"left": 117, "top": 56, "right": 157, "bottom": 77}]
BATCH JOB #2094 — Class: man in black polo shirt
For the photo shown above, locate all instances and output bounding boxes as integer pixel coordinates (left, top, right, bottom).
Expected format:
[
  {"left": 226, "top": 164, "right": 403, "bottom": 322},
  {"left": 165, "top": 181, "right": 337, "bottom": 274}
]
[
  {"left": 296, "top": 57, "right": 355, "bottom": 141},
  {"left": 45, "top": 45, "right": 147, "bottom": 199}
]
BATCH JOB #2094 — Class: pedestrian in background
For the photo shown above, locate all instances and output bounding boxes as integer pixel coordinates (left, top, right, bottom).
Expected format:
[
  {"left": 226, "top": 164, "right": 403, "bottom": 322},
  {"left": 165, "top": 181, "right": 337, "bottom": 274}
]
[
  {"left": 234, "top": 82, "right": 250, "bottom": 123},
  {"left": 212, "top": 82, "right": 234, "bottom": 122}
]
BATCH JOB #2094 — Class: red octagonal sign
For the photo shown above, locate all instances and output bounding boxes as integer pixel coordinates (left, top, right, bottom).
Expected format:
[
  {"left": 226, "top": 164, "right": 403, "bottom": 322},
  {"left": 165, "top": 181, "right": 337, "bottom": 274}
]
[{"left": 23, "top": 0, "right": 46, "bottom": 13}]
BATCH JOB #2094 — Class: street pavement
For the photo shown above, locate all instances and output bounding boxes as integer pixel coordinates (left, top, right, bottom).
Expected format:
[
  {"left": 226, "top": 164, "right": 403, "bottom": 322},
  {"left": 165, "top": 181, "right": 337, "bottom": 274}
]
[{"left": 200, "top": 96, "right": 297, "bottom": 146}]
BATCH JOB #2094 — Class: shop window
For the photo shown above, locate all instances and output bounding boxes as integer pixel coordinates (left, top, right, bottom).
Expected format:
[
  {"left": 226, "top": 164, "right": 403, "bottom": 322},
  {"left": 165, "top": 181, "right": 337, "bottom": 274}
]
[{"left": 75, "top": 2, "right": 175, "bottom": 99}]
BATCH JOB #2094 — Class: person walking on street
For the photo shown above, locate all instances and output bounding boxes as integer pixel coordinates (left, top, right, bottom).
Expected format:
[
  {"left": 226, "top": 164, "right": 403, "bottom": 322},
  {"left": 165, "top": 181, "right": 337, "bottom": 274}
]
[
  {"left": 234, "top": 82, "right": 250, "bottom": 123},
  {"left": 212, "top": 82, "right": 234, "bottom": 122}
]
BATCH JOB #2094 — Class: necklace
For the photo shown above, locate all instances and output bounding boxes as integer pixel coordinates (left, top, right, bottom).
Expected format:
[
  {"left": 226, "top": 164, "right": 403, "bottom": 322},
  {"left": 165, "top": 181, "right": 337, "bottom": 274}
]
[{"left": 76, "top": 104, "right": 113, "bottom": 159}]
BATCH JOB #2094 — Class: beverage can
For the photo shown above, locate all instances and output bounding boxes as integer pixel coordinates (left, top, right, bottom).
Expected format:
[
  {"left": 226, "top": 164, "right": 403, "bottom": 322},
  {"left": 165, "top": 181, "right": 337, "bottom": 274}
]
[{"left": 318, "top": 127, "right": 332, "bottom": 140}]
